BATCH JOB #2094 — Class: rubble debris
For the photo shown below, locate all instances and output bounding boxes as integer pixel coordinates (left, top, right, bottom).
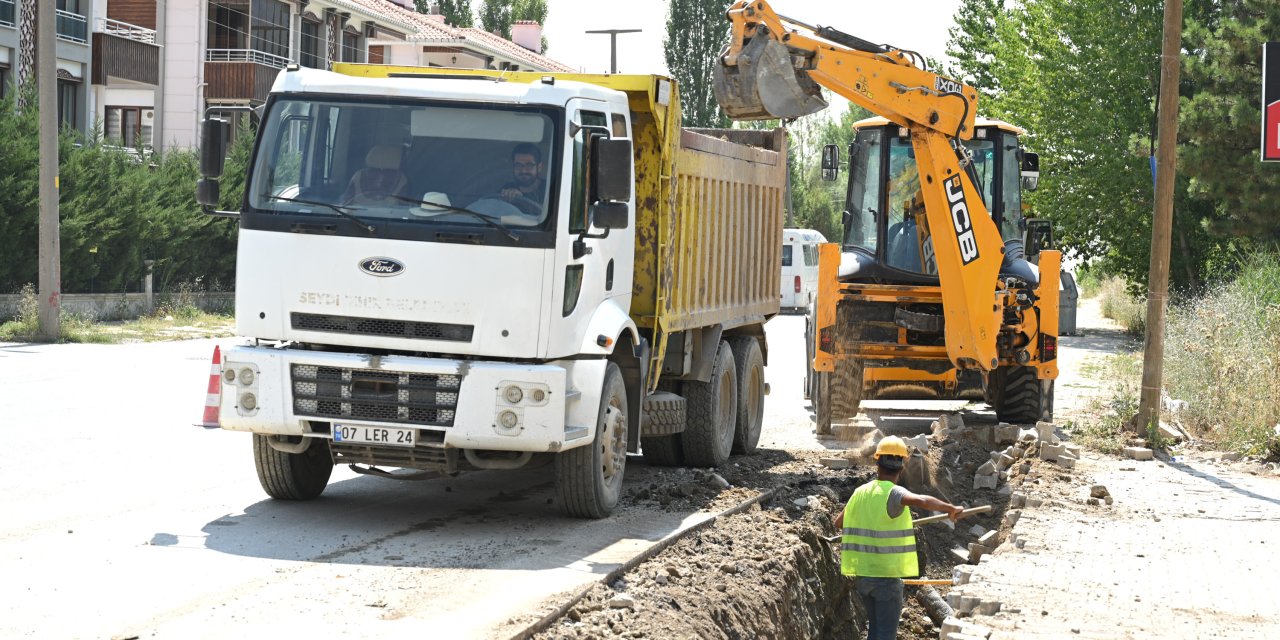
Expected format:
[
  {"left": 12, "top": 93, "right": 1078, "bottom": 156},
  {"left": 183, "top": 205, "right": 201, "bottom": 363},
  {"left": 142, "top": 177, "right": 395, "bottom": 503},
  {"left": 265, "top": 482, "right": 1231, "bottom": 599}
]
[
  {"left": 819, "top": 457, "right": 852, "bottom": 470},
  {"left": 1090, "top": 485, "right": 1110, "bottom": 499},
  {"left": 1156, "top": 421, "right": 1187, "bottom": 442},
  {"left": 1035, "top": 421, "right": 1060, "bottom": 444},
  {"left": 1123, "top": 446, "right": 1155, "bottom": 461},
  {"left": 903, "top": 433, "right": 930, "bottom": 454},
  {"left": 994, "top": 423, "right": 1019, "bottom": 445}
]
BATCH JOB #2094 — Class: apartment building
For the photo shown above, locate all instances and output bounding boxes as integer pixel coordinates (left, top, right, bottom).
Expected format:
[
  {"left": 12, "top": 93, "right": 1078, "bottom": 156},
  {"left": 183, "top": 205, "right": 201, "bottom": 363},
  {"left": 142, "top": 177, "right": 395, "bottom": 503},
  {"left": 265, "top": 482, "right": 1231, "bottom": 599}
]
[{"left": 0, "top": 0, "right": 93, "bottom": 134}]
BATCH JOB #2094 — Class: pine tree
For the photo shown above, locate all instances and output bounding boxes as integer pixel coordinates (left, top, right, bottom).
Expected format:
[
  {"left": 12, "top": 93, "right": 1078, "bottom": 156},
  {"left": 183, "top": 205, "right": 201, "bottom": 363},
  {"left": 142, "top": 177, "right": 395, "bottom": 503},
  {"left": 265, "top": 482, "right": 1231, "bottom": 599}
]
[
  {"left": 664, "top": 0, "right": 730, "bottom": 128},
  {"left": 479, "top": 0, "right": 513, "bottom": 39}
]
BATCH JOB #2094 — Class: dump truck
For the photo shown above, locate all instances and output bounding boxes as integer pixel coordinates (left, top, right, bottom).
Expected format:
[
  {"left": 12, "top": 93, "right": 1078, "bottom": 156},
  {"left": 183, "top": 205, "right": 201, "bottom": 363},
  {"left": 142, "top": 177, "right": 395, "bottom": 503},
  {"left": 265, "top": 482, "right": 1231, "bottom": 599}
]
[
  {"left": 194, "top": 64, "right": 787, "bottom": 518},
  {"left": 713, "top": 0, "right": 1061, "bottom": 433}
]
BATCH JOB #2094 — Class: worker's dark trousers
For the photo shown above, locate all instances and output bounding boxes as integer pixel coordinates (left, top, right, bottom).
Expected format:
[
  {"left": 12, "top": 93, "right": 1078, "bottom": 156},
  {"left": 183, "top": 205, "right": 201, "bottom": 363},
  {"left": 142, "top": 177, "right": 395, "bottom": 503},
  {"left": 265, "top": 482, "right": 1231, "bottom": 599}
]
[{"left": 854, "top": 577, "right": 904, "bottom": 640}]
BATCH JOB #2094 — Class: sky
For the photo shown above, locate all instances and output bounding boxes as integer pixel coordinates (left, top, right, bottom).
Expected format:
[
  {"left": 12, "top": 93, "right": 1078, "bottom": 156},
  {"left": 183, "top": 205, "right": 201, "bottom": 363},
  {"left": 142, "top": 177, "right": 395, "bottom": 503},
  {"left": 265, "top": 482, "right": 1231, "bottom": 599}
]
[{"left": 541, "top": 0, "right": 965, "bottom": 76}]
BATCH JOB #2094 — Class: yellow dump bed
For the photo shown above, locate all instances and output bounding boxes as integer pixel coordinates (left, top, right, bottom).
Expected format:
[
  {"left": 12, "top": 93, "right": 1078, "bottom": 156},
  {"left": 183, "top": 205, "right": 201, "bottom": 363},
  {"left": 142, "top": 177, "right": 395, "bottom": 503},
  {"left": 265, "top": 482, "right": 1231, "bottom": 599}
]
[{"left": 332, "top": 65, "right": 786, "bottom": 343}]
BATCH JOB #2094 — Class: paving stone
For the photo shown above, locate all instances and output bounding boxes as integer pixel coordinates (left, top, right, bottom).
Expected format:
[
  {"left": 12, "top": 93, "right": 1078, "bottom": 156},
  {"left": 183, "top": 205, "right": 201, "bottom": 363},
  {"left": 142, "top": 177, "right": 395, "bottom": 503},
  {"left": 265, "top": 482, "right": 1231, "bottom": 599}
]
[
  {"left": 978, "top": 530, "right": 999, "bottom": 547},
  {"left": 1157, "top": 420, "right": 1187, "bottom": 441},
  {"left": 1003, "top": 510, "right": 1021, "bottom": 527},
  {"left": 1124, "top": 446, "right": 1155, "bottom": 461},
  {"left": 1064, "top": 443, "right": 1083, "bottom": 458},
  {"left": 941, "top": 617, "right": 965, "bottom": 635},
  {"left": 968, "top": 543, "right": 993, "bottom": 563},
  {"left": 819, "top": 457, "right": 852, "bottom": 470},
  {"left": 969, "top": 524, "right": 988, "bottom": 537},
  {"left": 903, "top": 433, "right": 930, "bottom": 454},
  {"left": 997, "top": 484, "right": 1013, "bottom": 497},
  {"left": 1058, "top": 456, "right": 1077, "bottom": 469},
  {"left": 974, "top": 474, "right": 998, "bottom": 490},
  {"left": 977, "top": 460, "right": 997, "bottom": 476},
  {"left": 1010, "top": 492, "right": 1027, "bottom": 508},
  {"left": 1040, "top": 443, "right": 1067, "bottom": 461},
  {"left": 1018, "top": 428, "right": 1038, "bottom": 443},
  {"left": 975, "top": 601, "right": 1003, "bottom": 616},
  {"left": 953, "top": 566, "right": 975, "bottom": 585},
  {"left": 1036, "top": 421, "right": 1060, "bottom": 443},
  {"left": 995, "top": 423, "right": 1019, "bottom": 445},
  {"left": 996, "top": 454, "right": 1016, "bottom": 471},
  {"left": 1010, "top": 445, "right": 1025, "bottom": 459},
  {"left": 1026, "top": 496, "right": 1044, "bottom": 508}
]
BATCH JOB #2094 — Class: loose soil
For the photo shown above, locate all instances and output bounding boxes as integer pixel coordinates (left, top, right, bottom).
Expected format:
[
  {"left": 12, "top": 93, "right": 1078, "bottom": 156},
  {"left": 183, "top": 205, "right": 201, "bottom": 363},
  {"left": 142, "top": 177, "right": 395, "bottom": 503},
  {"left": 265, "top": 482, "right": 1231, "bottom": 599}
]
[{"left": 520, "top": 417, "right": 1029, "bottom": 640}]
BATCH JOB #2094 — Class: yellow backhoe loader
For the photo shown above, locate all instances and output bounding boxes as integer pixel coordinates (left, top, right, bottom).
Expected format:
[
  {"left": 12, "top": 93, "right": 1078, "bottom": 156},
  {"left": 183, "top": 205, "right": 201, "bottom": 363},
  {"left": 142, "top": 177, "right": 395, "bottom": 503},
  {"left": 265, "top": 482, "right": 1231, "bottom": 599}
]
[{"left": 714, "top": 1, "right": 1061, "bottom": 431}]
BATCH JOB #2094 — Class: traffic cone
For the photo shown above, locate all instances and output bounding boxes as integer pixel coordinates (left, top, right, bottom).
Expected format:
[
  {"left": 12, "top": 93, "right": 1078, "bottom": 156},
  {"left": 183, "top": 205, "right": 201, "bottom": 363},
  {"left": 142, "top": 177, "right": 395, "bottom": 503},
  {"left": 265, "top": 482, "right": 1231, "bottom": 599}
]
[{"left": 198, "top": 345, "right": 222, "bottom": 429}]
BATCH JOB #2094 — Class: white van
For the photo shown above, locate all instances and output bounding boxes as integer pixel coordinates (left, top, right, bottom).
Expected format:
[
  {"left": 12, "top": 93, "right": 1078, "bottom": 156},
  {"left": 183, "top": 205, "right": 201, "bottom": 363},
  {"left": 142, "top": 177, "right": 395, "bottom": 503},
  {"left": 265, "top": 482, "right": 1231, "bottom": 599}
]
[{"left": 780, "top": 228, "right": 827, "bottom": 312}]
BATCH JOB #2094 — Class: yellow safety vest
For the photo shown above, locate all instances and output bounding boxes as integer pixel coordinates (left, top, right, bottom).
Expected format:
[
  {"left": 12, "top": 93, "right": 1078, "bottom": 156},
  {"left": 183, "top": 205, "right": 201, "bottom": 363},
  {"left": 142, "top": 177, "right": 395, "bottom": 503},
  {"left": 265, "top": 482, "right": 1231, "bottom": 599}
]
[{"left": 841, "top": 480, "right": 918, "bottom": 577}]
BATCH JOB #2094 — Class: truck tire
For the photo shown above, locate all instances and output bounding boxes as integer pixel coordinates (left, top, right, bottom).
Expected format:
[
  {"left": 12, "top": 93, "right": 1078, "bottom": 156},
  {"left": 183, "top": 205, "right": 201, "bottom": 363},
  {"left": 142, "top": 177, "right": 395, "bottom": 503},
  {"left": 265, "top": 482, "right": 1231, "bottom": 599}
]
[
  {"left": 681, "top": 340, "right": 738, "bottom": 467},
  {"left": 729, "top": 336, "right": 764, "bottom": 455},
  {"left": 556, "top": 362, "right": 628, "bottom": 518},
  {"left": 641, "top": 434, "right": 684, "bottom": 467},
  {"left": 993, "top": 365, "right": 1055, "bottom": 424},
  {"left": 815, "top": 370, "right": 835, "bottom": 435},
  {"left": 253, "top": 434, "right": 333, "bottom": 500}
]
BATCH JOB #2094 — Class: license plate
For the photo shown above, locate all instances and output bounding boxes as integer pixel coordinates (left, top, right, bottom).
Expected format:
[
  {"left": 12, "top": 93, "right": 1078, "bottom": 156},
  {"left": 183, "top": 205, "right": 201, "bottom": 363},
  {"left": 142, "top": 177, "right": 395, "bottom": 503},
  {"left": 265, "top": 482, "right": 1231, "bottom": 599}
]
[{"left": 333, "top": 424, "right": 416, "bottom": 448}]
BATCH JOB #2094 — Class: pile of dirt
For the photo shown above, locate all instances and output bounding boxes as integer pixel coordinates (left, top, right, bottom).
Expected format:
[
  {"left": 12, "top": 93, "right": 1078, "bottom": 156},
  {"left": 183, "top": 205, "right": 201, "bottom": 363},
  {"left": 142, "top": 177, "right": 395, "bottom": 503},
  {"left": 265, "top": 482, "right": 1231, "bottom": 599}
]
[{"left": 526, "top": 415, "right": 1026, "bottom": 640}]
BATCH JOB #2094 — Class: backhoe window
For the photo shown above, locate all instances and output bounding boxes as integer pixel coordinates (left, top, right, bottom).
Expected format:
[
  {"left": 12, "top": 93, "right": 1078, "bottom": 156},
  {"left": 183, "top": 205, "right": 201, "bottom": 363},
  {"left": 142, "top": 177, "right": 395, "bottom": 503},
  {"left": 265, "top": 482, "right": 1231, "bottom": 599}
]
[
  {"left": 843, "top": 129, "right": 881, "bottom": 253},
  {"left": 1000, "top": 140, "right": 1023, "bottom": 239},
  {"left": 884, "top": 137, "right": 930, "bottom": 273}
]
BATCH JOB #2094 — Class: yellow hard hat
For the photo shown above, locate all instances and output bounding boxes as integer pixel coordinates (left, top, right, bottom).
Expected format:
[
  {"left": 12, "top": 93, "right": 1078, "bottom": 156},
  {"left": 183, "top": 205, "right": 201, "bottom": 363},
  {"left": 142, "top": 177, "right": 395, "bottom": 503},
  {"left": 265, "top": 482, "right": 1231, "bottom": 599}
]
[{"left": 874, "top": 436, "right": 910, "bottom": 460}]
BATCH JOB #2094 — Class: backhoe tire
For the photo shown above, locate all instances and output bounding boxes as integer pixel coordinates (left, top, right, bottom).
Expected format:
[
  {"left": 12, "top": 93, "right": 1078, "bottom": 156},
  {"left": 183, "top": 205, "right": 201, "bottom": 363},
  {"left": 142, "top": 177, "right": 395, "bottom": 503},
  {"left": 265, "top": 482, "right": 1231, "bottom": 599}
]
[
  {"left": 830, "top": 356, "right": 865, "bottom": 424},
  {"left": 556, "top": 362, "right": 628, "bottom": 519},
  {"left": 729, "top": 336, "right": 765, "bottom": 455},
  {"left": 993, "top": 365, "right": 1054, "bottom": 424},
  {"left": 253, "top": 434, "right": 333, "bottom": 500},
  {"left": 814, "top": 371, "right": 833, "bottom": 436},
  {"left": 681, "top": 341, "right": 738, "bottom": 467}
]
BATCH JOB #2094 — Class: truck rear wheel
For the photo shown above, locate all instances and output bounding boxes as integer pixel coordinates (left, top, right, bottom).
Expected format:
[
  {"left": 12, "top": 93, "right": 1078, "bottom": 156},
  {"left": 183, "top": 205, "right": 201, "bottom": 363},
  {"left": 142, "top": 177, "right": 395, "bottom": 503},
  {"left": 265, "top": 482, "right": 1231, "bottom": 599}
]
[
  {"left": 253, "top": 434, "right": 333, "bottom": 500},
  {"left": 682, "top": 340, "right": 738, "bottom": 467},
  {"left": 556, "top": 362, "right": 628, "bottom": 518},
  {"left": 641, "top": 434, "right": 684, "bottom": 466},
  {"left": 992, "top": 365, "right": 1055, "bottom": 424},
  {"left": 729, "top": 336, "right": 764, "bottom": 455}
]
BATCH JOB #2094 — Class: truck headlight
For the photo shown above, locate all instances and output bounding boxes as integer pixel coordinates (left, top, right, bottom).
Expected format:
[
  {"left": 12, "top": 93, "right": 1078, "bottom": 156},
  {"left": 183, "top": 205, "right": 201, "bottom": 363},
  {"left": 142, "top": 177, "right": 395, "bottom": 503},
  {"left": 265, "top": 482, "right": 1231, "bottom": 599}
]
[
  {"left": 239, "top": 368, "right": 255, "bottom": 385},
  {"left": 503, "top": 385, "right": 524, "bottom": 404},
  {"left": 498, "top": 410, "right": 519, "bottom": 429},
  {"left": 240, "top": 392, "right": 257, "bottom": 411}
]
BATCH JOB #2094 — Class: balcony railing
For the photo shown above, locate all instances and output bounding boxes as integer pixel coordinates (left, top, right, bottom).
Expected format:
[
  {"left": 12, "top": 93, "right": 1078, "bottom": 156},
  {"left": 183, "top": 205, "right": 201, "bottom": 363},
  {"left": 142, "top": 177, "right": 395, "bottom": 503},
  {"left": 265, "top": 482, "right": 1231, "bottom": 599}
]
[
  {"left": 95, "top": 17, "right": 155, "bottom": 44},
  {"left": 1, "top": 0, "right": 16, "bottom": 28},
  {"left": 205, "top": 48, "right": 290, "bottom": 69},
  {"left": 56, "top": 9, "right": 87, "bottom": 44}
]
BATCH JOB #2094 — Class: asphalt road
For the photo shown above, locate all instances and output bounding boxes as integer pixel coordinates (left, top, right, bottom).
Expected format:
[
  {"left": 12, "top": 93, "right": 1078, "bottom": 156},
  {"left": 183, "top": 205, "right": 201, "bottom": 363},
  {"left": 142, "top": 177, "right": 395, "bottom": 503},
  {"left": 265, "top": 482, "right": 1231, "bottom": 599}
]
[{"left": 0, "top": 316, "right": 817, "bottom": 639}]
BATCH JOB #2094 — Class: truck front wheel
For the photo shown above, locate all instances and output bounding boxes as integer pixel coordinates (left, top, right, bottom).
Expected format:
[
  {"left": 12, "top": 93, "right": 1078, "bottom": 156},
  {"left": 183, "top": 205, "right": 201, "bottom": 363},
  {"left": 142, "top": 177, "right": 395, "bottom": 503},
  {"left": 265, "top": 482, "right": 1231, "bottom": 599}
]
[
  {"left": 682, "top": 341, "right": 738, "bottom": 467},
  {"left": 253, "top": 434, "right": 333, "bottom": 500},
  {"left": 556, "top": 362, "right": 628, "bottom": 518}
]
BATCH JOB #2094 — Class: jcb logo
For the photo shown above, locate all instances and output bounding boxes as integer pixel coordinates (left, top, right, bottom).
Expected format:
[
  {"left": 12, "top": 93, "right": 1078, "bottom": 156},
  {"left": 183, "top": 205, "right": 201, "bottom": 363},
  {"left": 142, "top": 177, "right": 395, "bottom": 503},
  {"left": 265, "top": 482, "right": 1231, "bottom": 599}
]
[{"left": 944, "top": 176, "right": 980, "bottom": 265}]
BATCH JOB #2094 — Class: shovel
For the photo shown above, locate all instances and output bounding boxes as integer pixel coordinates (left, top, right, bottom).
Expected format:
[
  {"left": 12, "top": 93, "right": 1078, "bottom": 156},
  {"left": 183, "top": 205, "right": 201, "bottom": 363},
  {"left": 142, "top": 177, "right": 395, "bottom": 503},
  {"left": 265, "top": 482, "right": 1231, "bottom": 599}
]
[{"left": 824, "top": 505, "right": 992, "bottom": 543}]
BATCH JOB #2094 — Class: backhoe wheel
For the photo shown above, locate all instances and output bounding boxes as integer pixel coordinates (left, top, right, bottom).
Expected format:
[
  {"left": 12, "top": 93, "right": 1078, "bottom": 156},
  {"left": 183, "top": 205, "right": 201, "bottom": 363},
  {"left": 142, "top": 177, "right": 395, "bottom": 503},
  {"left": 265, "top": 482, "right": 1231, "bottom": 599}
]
[
  {"left": 814, "top": 371, "right": 833, "bottom": 436},
  {"left": 830, "top": 356, "right": 865, "bottom": 423},
  {"left": 803, "top": 307, "right": 816, "bottom": 401},
  {"left": 682, "top": 341, "right": 738, "bottom": 467},
  {"left": 556, "top": 362, "right": 628, "bottom": 518},
  {"left": 993, "top": 365, "right": 1055, "bottom": 424},
  {"left": 729, "top": 336, "right": 765, "bottom": 455},
  {"left": 253, "top": 434, "right": 333, "bottom": 500}
]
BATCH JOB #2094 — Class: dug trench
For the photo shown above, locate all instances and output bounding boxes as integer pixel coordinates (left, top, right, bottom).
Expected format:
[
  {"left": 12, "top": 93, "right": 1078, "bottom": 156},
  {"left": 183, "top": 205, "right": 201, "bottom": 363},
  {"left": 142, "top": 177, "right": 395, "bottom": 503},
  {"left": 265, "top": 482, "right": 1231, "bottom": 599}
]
[{"left": 515, "top": 413, "right": 1056, "bottom": 640}]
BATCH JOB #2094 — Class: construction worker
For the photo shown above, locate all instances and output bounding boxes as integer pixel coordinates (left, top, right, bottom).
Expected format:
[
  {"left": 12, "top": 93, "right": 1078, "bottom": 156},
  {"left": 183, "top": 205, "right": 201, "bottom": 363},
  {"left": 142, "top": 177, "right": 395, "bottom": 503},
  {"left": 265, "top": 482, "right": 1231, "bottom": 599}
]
[{"left": 835, "top": 436, "right": 964, "bottom": 640}]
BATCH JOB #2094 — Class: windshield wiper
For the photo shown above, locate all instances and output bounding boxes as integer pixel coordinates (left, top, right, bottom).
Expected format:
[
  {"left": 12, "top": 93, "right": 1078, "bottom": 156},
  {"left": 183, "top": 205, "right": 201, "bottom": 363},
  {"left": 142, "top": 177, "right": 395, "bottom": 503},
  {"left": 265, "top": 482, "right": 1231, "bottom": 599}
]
[
  {"left": 261, "top": 194, "right": 376, "bottom": 234},
  {"left": 388, "top": 194, "right": 518, "bottom": 242}
]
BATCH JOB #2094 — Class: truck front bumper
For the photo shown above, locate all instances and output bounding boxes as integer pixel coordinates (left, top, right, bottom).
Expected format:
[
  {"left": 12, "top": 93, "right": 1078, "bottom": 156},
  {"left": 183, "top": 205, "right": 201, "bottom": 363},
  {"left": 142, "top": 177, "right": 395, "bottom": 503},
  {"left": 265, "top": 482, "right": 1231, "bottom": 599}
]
[{"left": 217, "top": 345, "right": 604, "bottom": 453}]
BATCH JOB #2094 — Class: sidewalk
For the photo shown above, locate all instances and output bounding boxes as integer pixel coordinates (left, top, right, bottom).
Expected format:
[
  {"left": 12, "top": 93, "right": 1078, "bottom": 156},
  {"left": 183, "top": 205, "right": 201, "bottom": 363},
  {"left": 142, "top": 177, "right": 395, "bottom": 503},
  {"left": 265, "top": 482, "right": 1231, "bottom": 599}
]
[{"left": 949, "top": 297, "right": 1280, "bottom": 638}]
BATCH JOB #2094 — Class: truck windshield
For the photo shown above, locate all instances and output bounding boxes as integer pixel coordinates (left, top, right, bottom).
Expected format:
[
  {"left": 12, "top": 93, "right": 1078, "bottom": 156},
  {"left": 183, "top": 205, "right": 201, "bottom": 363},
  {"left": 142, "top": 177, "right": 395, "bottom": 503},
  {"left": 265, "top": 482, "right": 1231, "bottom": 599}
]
[{"left": 247, "top": 96, "right": 559, "bottom": 242}]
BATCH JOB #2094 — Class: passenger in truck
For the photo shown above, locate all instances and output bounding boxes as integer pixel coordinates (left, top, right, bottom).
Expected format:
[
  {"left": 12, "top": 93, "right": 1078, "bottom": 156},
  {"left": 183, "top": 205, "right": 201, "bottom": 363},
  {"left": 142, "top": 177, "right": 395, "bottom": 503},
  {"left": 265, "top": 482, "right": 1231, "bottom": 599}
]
[
  {"left": 498, "top": 142, "right": 547, "bottom": 216},
  {"left": 342, "top": 144, "right": 410, "bottom": 206}
]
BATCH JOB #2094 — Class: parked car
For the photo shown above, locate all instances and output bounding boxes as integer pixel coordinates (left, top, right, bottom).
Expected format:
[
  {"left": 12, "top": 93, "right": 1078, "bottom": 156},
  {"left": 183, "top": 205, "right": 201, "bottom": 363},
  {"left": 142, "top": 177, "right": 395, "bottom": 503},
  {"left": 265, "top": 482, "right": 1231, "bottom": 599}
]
[{"left": 780, "top": 228, "right": 826, "bottom": 312}]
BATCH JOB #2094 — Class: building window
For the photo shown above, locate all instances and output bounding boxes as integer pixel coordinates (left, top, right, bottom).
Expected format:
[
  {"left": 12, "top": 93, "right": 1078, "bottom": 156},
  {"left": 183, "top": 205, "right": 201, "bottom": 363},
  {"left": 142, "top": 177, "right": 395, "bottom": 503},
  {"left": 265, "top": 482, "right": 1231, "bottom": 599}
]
[
  {"left": 300, "top": 17, "right": 322, "bottom": 68},
  {"left": 208, "top": 0, "right": 289, "bottom": 63},
  {"left": 0, "top": 66, "right": 9, "bottom": 101},
  {"left": 250, "top": 0, "right": 289, "bottom": 60},
  {"left": 106, "top": 106, "right": 153, "bottom": 148},
  {"left": 208, "top": 1, "right": 248, "bottom": 50},
  {"left": 341, "top": 27, "right": 361, "bottom": 63},
  {"left": 57, "top": 79, "right": 77, "bottom": 129}
]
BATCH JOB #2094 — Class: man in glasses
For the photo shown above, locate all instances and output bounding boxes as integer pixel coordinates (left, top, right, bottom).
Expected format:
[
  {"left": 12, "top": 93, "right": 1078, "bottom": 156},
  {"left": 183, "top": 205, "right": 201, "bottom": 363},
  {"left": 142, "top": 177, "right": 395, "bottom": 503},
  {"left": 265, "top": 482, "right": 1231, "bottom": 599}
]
[{"left": 499, "top": 142, "right": 547, "bottom": 216}]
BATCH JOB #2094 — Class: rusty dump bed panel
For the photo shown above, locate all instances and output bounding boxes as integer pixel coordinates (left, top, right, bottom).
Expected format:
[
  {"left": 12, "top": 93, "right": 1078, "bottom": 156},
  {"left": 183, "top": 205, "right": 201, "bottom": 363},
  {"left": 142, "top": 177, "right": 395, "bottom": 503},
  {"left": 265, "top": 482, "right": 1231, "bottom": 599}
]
[{"left": 646, "top": 128, "right": 786, "bottom": 332}]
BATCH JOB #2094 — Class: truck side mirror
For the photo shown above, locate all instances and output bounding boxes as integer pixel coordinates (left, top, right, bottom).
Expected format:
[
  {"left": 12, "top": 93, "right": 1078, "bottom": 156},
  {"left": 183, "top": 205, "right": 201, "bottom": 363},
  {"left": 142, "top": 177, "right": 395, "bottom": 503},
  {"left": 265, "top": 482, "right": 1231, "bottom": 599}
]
[
  {"left": 196, "top": 179, "right": 220, "bottom": 207},
  {"left": 591, "top": 202, "right": 629, "bottom": 230},
  {"left": 1025, "top": 218, "right": 1053, "bottom": 259},
  {"left": 1021, "top": 151, "right": 1040, "bottom": 192},
  {"left": 821, "top": 144, "right": 840, "bottom": 181},
  {"left": 201, "top": 117, "right": 229, "bottom": 179},
  {"left": 592, "top": 137, "right": 633, "bottom": 202}
]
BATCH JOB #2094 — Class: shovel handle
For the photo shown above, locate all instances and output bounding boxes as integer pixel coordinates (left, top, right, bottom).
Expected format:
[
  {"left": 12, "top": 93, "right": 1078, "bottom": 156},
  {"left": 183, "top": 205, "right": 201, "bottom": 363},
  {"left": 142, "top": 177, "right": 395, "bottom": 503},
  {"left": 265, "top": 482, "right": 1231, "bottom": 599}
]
[{"left": 825, "top": 505, "right": 993, "bottom": 543}]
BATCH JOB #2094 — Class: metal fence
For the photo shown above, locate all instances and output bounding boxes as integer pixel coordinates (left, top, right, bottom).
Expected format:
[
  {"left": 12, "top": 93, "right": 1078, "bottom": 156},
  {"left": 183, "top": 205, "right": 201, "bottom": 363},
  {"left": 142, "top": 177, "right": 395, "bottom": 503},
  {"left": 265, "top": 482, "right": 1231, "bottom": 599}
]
[
  {"left": 56, "top": 9, "right": 87, "bottom": 44},
  {"left": 205, "top": 48, "right": 290, "bottom": 69},
  {"left": 0, "top": 0, "right": 15, "bottom": 28},
  {"left": 95, "top": 17, "right": 157, "bottom": 44}
]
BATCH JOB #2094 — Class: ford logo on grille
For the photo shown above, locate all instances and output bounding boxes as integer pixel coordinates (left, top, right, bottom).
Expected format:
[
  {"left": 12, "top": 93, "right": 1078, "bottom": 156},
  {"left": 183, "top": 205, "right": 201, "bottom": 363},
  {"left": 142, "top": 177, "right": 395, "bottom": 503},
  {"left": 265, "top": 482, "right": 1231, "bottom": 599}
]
[{"left": 358, "top": 257, "right": 406, "bottom": 277}]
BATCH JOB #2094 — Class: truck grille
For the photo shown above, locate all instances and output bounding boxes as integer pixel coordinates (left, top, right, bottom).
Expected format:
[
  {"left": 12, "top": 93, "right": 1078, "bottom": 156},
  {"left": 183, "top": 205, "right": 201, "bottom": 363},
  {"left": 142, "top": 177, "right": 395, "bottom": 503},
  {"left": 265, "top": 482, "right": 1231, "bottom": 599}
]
[
  {"left": 290, "top": 364, "right": 462, "bottom": 427},
  {"left": 292, "top": 313, "right": 474, "bottom": 342}
]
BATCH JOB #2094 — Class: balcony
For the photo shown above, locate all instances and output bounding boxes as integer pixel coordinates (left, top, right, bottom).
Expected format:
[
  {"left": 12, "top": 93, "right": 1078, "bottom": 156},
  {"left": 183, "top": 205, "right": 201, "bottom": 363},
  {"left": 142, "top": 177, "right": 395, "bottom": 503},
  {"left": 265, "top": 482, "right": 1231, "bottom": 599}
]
[
  {"left": 56, "top": 9, "right": 87, "bottom": 43},
  {"left": 1, "top": 0, "right": 15, "bottom": 28},
  {"left": 204, "top": 49, "right": 290, "bottom": 104},
  {"left": 92, "top": 19, "right": 159, "bottom": 86}
]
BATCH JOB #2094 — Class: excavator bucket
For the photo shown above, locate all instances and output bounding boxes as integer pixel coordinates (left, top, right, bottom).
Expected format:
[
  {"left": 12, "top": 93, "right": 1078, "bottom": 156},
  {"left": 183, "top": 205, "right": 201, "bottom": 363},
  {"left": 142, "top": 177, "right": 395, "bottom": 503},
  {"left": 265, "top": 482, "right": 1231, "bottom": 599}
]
[{"left": 713, "top": 37, "right": 828, "bottom": 121}]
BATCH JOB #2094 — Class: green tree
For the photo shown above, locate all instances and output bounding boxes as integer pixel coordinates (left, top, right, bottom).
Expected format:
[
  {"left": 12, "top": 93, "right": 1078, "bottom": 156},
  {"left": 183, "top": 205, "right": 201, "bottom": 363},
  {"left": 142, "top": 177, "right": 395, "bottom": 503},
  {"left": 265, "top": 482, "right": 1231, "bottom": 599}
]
[
  {"left": 1180, "top": 0, "right": 1280, "bottom": 241},
  {"left": 945, "top": 0, "right": 1008, "bottom": 95},
  {"left": 664, "top": 0, "right": 730, "bottom": 128},
  {"left": 415, "top": 0, "right": 474, "bottom": 28},
  {"left": 0, "top": 89, "right": 39, "bottom": 292},
  {"left": 479, "top": 0, "right": 512, "bottom": 39}
]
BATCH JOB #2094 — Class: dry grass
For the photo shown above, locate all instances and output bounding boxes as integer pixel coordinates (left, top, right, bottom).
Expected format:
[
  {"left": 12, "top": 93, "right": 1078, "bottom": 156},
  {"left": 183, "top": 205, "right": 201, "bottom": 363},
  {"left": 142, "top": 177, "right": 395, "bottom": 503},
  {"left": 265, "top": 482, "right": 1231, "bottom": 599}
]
[
  {"left": 1069, "top": 352, "right": 1142, "bottom": 455},
  {"left": 1094, "top": 276, "right": 1146, "bottom": 336},
  {"left": 0, "top": 284, "right": 233, "bottom": 344}
]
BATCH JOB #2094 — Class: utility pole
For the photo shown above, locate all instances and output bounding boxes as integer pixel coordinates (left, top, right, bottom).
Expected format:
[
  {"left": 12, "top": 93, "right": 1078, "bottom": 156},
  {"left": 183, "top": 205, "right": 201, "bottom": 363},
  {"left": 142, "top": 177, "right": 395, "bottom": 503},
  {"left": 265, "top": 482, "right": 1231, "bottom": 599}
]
[
  {"left": 585, "top": 29, "right": 642, "bottom": 74},
  {"left": 37, "top": 0, "right": 60, "bottom": 341},
  {"left": 1136, "top": 0, "right": 1184, "bottom": 432}
]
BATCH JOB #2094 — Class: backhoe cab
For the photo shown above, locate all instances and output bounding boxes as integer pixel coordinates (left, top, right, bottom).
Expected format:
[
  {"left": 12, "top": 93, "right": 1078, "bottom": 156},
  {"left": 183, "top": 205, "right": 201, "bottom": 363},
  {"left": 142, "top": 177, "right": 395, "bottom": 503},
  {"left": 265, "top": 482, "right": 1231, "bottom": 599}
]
[{"left": 714, "top": 0, "right": 1061, "bottom": 431}]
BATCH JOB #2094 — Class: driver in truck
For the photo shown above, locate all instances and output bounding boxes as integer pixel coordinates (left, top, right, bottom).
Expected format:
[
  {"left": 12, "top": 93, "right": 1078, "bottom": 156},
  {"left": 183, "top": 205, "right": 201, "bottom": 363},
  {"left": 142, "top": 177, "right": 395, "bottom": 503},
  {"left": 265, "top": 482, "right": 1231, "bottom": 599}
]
[{"left": 499, "top": 142, "right": 547, "bottom": 214}]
